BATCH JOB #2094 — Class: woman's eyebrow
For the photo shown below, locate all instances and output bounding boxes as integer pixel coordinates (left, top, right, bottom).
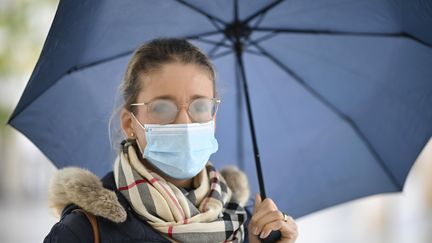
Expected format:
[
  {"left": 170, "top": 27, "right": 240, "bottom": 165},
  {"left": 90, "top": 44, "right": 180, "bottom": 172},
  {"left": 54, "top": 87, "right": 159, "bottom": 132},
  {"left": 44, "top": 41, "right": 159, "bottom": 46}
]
[
  {"left": 150, "top": 94, "right": 210, "bottom": 101},
  {"left": 150, "top": 95, "right": 175, "bottom": 100},
  {"left": 190, "top": 94, "right": 209, "bottom": 99}
]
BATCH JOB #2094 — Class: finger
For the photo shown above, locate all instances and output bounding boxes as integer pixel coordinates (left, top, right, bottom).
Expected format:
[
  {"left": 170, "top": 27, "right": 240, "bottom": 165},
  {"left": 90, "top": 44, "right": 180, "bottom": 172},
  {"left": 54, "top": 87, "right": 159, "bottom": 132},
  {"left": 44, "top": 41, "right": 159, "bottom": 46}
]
[
  {"left": 284, "top": 215, "right": 295, "bottom": 225},
  {"left": 253, "top": 193, "right": 262, "bottom": 214},
  {"left": 278, "top": 218, "right": 299, "bottom": 243},
  {"left": 249, "top": 198, "right": 279, "bottom": 235},
  {"left": 259, "top": 219, "right": 284, "bottom": 239},
  {"left": 250, "top": 197, "right": 278, "bottom": 224},
  {"left": 252, "top": 210, "right": 284, "bottom": 236}
]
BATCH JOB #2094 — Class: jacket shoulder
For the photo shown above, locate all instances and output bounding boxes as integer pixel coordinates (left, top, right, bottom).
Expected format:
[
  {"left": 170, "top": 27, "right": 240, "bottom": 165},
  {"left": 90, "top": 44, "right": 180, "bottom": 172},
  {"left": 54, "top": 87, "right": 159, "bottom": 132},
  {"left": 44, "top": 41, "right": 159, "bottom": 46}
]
[
  {"left": 44, "top": 204, "right": 94, "bottom": 243},
  {"left": 45, "top": 168, "right": 170, "bottom": 243}
]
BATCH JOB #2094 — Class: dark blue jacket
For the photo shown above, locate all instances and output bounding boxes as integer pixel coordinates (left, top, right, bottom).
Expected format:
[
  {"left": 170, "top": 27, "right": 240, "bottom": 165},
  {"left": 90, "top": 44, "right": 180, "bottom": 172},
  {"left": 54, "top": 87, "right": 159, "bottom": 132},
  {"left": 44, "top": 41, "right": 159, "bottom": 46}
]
[{"left": 43, "top": 171, "right": 251, "bottom": 243}]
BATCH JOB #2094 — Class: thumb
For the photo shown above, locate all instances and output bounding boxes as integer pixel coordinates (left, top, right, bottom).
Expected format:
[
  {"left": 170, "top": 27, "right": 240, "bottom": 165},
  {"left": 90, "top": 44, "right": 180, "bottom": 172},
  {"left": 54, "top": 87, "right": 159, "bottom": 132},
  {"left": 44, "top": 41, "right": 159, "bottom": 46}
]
[{"left": 253, "top": 193, "right": 262, "bottom": 213}]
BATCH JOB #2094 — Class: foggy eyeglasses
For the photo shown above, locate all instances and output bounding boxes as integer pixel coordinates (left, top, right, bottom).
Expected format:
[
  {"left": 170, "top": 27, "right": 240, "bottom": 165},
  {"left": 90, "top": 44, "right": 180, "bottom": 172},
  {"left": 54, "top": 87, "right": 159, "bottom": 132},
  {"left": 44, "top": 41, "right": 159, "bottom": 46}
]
[{"left": 130, "top": 97, "right": 221, "bottom": 125}]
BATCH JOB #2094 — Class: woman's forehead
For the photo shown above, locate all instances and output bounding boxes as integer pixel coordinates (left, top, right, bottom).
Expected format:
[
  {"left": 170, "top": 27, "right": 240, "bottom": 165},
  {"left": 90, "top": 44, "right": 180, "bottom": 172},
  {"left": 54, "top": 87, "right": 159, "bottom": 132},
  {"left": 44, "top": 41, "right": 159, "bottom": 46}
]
[{"left": 137, "top": 62, "right": 213, "bottom": 102}]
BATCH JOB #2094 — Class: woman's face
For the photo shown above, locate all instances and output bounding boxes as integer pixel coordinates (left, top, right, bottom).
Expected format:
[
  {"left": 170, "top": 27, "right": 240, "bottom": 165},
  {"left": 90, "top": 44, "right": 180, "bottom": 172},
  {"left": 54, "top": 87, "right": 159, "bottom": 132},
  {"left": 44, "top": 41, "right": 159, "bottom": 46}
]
[{"left": 121, "top": 61, "right": 216, "bottom": 156}]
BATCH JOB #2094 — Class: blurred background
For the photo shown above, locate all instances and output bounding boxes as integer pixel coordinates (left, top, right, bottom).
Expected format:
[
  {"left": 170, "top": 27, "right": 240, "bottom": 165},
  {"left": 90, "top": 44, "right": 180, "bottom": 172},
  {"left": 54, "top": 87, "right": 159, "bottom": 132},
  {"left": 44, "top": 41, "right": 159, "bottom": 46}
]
[{"left": 0, "top": 0, "right": 431, "bottom": 242}]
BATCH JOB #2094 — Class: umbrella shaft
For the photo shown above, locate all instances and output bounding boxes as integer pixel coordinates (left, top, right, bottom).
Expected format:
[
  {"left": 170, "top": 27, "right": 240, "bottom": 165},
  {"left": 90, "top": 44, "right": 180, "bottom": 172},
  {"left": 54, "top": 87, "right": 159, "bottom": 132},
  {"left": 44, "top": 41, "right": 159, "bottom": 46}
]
[{"left": 234, "top": 42, "right": 267, "bottom": 199}]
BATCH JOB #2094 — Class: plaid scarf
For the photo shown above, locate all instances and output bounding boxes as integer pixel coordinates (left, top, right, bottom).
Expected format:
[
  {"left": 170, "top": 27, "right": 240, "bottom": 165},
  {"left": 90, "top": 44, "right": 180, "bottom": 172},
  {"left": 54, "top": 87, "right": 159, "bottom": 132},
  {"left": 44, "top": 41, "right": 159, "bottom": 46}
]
[{"left": 113, "top": 139, "right": 247, "bottom": 242}]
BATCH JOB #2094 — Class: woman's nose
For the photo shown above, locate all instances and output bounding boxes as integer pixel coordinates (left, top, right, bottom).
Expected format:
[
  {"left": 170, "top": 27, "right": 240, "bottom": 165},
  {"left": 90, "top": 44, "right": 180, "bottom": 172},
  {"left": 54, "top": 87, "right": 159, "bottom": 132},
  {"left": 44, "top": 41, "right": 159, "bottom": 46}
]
[{"left": 173, "top": 106, "right": 192, "bottom": 124}]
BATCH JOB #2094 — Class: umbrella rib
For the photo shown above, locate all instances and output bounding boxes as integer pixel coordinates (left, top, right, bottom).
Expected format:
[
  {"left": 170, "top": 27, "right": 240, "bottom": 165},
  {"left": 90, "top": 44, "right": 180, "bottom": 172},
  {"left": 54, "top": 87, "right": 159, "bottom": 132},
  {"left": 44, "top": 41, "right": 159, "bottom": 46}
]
[
  {"left": 250, "top": 10, "right": 267, "bottom": 29},
  {"left": 208, "top": 36, "right": 228, "bottom": 57},
  {"left": 210, "top": 49, "right": 263, "bottom": 60},
  {"left": 66, "top": 30, "right": 224, "bottom": 73},
  {"left": 249, "top": 41, "right": 403, "bottom": 190},
  {"left": 242, "top": 0, "right": 286, "bottom": 24},
  {"left": 7, "top": 48, "right": 135, "bottom": 122},
  {"left": 68, "top": 31, "right": 223, "bottom": 73},
  {"left": 247, "top": 31, "right": 279, "bottom": 45},
  {"left": 244, "top": 48, "right": 266, "bottom": 57},
  {"left": 66, "top": 50, "right": 134, "bottom": 74},
  {"left": 208, "top": 49, "right": 232, "bottom": 60},
  {"left": 172, "top": 0, "right": 227, "bottom": 31},
  {"left": 182, "top": 30, "right": 223, "bottom": 40},
  {"left": 251, "top": 27, "right": 432, "bottom": 48},
  {"left": 191, "top": 38, "right": 232, "bottom": 49},
  {"left": 67, "top": 31, "right": 221, "bottom": 73}
]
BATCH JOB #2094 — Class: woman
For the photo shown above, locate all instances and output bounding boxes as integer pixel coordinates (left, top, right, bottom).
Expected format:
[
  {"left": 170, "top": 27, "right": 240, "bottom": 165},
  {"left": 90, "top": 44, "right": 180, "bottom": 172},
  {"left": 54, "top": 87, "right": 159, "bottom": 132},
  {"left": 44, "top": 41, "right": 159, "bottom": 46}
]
[{"left": 44, "top": 38, "right": 298, "bottom": 243}]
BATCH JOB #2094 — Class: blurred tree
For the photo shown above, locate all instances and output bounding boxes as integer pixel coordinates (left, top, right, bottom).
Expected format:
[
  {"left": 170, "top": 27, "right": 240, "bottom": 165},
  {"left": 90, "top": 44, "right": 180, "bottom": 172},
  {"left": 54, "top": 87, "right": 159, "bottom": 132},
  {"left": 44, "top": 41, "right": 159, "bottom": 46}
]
[
  {"left": 0, "top": 0, "right": 57, "bottom": 198},
  {"left": 0, "top": 0, "right": 57, "bottom": 124}
]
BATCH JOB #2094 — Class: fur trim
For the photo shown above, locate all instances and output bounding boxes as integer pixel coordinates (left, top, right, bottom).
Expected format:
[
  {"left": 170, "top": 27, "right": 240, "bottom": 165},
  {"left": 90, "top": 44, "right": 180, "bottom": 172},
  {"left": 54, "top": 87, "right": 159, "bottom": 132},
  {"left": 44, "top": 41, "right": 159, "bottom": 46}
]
[
  {"left": 220, "top": 166, "right": 250, "bottom": 207},
  {"left": 48, "top": 166, "right": 250, "bottom": 223},
  {"left": 48, "top": 167, "right": 127, "bottom": 223}
]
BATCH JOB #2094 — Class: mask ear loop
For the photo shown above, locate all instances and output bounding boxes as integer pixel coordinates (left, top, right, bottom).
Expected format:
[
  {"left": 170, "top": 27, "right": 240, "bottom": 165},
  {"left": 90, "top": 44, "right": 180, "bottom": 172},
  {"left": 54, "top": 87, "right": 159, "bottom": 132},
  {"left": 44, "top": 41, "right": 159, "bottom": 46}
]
[
  {"left": 130, "top": 112, "right": 145, "bottom": 156},
  {"left": 130, "top": 111, "right": 146, "bottom": 130}
]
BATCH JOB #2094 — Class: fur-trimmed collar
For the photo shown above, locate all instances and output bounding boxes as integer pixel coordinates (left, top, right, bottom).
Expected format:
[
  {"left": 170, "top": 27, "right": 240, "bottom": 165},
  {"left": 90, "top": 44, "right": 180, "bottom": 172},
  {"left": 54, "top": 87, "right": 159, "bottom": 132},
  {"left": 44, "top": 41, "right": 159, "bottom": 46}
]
[{"left": 48, "top": 165, "right": 250, "bottom": 223}]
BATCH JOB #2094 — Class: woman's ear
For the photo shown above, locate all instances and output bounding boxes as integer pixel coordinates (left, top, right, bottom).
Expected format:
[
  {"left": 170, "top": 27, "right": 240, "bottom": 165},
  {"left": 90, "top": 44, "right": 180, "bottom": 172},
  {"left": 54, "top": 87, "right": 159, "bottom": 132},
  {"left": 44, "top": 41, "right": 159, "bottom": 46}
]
[{"left": 120, "top": 108, "right": 134, "bottom": 139}]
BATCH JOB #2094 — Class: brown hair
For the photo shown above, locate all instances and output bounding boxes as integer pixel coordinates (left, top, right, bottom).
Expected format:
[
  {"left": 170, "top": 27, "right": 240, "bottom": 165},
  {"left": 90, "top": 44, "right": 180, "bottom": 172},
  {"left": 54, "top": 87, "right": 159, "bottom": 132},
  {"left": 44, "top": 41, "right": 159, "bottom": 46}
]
[
  {"left": 109, "top": 37, "right": 218, "bottom": 150},
  {"left": 123, "top": 37, "right": 216, "bottom": 114}
]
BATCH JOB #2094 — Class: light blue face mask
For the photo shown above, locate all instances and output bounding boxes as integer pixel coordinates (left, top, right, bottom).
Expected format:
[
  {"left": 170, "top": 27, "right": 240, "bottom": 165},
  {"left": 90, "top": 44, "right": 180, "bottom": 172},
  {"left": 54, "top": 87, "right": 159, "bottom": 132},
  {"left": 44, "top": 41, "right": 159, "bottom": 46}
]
[{"left": 130, "top": 112, "right": 219, "bottom": 180}]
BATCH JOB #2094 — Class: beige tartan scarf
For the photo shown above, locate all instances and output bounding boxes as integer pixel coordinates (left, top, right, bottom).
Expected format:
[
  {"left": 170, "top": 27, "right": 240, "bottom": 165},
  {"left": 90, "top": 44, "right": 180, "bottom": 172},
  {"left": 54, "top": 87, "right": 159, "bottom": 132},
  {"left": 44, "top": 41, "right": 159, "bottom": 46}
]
[{"left": 113, "top": 140, "right": 247, "bottom": 243}]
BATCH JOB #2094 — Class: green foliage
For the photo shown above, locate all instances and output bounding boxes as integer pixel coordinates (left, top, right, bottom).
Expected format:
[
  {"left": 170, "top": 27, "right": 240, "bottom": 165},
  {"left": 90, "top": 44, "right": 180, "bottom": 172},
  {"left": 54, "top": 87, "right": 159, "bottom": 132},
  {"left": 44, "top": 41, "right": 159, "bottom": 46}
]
[{"left": 0, "top": 0, "right": 58, "bottom": 133}]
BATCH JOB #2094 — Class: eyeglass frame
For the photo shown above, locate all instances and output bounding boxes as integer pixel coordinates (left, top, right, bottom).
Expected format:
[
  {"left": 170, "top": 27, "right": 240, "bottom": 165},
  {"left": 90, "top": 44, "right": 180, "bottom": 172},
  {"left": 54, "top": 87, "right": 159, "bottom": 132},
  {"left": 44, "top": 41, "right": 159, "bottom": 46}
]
[{"left": 129, "top": 97, "right": 221, "bottom": 124}]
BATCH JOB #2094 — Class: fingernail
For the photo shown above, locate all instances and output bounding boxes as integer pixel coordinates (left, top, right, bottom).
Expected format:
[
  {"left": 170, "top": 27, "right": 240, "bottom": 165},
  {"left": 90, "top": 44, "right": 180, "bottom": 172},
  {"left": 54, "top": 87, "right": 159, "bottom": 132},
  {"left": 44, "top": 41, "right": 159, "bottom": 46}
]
[
  {"left": 253, "top": 227, "right": 259, "bottom": 235},
  {"left": 260, "top": 231, "right": 267, "bottom": 239}
]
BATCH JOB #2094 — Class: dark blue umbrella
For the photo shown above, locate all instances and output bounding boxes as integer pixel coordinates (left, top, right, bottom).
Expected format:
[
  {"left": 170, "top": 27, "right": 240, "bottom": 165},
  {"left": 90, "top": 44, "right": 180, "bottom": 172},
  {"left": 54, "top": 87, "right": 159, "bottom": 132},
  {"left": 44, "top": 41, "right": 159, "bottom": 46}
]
[{"left": 7, "top": 0, "right": 432, "bottom": 219}]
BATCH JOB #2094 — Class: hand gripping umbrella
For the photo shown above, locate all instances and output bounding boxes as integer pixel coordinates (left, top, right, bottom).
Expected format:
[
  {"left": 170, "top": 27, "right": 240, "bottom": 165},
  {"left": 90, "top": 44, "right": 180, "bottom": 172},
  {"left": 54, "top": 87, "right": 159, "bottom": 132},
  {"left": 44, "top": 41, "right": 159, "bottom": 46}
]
[{"left": 7, "top": 0, "right": 432, "bottom": 222}]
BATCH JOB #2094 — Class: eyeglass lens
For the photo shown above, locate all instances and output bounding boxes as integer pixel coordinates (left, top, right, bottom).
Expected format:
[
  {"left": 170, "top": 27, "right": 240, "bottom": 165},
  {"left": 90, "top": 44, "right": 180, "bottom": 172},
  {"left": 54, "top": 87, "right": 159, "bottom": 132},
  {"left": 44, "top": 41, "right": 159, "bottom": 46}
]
[{"left": 147, "top": 98, "right": 217, "bottom": 124}]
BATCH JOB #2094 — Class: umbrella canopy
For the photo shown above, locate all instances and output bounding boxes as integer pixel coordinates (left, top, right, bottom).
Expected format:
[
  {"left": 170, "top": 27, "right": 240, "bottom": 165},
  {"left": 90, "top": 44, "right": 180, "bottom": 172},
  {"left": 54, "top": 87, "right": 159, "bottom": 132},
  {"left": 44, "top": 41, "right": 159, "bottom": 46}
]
[{"left": 7, "top": 0, "right": 432, "bottom": 218}]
